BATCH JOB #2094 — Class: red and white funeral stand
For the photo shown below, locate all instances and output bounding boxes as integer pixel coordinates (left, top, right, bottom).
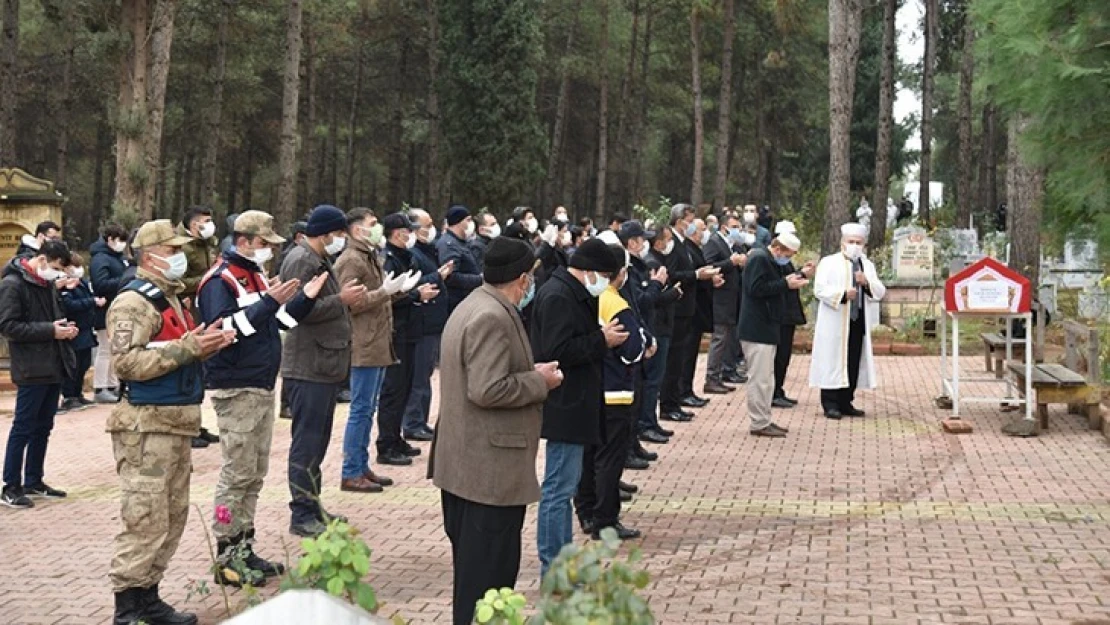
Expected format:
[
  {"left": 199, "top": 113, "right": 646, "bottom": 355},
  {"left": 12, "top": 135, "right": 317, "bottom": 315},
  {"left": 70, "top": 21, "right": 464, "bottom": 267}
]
[{"left": 940, "top": 257, "right": 1034, "bottom": 425}]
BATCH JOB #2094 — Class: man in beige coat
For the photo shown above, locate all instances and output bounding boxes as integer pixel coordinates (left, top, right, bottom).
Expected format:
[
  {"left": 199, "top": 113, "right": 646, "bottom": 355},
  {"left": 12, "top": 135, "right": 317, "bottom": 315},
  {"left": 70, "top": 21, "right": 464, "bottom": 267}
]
[
  {"left": 335, "top": 208, "right": 413, "bottom": 493},
  {"left": 428, "top": 236, "right": 563, "bottom": 625}
]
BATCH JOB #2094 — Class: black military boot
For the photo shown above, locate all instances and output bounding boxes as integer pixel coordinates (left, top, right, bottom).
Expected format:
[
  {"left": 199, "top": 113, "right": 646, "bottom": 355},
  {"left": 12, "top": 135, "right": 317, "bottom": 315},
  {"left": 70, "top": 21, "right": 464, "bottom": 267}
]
[
  {"left": 242, "top": 528, "right": 286, "bottom": 577},
  {"left": 138, "top": 584, "right": 198, "bottom": 625},
  {"left": 214, "top": 534, "right": 267, "bottom": 588},
  {"left": 112, "top": 588, "right": 145, "bottom": 625}
]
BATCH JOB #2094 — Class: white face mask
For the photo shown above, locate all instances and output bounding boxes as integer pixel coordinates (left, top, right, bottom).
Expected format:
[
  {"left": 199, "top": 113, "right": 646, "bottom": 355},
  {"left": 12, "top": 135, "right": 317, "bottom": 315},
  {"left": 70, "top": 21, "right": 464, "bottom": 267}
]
[
  {"left": 152, "top": 252, "right": 188, "bottom": 281},
  {"left": 465, "top": 221, "right": 475, "bottom": 238},
  {"left": 249, "top": 246, "right": 274, "bottom": 265},
  {"left": 743, "top": 232, "right": 756, "bottom": 246},
  {"left": 38, "top": 266, "right": 64, "bottom": 282},
  {"left": 423, "top": 226, "right": 437, "bottom": 242},
  {"left": 110, "top": 240, "right": 127, "bottom": 253},
  {"left": 198, "top": 221, "right": 216, "bottom": 239},
  {"left": 662, "top": 240, "right": 675, "bottom": 255},
  {"left": 743, "top": 213, "right": 757, "bottom": 225},
  {"left": 560, "top": 231, "right": 572, "bottom": 247},
  {"left": 70, "top": 267, "right": 85, "bottom": 279},
  {"left": 486, "top": 224, "right": 501, "bottom": 239},
  {"left": 525, "top": 217, "right": 538, "bottom": 233},
  {"left": 843, "top": 243, "right": 864, "bottom": 260},
  {"left": 325, "top": 235, "right": 347, "bottom": 256},
  {"left": 585, "top": 272, "right": 610, "bottom": 297},
  {"left": 405, "top": 233, "right": 417, "bottom": 249},
  {"left": 636, "top": 243, "right": 650, "bottom": 259}
]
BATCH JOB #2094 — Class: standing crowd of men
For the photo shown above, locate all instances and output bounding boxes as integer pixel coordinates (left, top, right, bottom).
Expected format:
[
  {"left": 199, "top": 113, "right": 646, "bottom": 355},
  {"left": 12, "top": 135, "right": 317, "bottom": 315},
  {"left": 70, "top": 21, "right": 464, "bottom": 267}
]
[{"left": 0, "top": 201, "right": 885, "bottom": 625}]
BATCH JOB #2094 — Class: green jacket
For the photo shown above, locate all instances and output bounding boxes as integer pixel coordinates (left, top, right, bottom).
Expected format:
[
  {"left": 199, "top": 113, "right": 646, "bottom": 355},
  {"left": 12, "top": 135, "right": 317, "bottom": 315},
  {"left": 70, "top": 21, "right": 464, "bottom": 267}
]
[{"left": 176, "top": 223, "right": 219, "bottom": 298}]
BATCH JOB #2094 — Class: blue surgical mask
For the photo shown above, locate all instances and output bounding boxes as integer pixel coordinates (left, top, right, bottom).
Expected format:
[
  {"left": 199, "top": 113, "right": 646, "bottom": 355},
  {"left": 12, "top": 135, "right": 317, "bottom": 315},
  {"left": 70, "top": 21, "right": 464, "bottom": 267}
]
[
  {"left": 685, "top": 222, "right": 697, "bottom": 237},
  {"left": 517, "top": 277, "right": 535, "bottom": 310},
  {"left": 728, "top": 227, "right": 742, "bottom": 241},
  {"left": 775, "top": 255, "right": 792, "bottom": 266}
]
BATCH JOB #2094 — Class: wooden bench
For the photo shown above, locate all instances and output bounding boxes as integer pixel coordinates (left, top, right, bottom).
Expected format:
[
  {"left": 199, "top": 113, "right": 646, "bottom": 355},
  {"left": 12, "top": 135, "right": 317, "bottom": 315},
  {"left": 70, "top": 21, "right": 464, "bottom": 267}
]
[
  {"left": 981, "top": 332, "right": 1026, "bottom": 378},
  {"left": 1008, "top": 362, "right": 1100, "bottom": 431}
]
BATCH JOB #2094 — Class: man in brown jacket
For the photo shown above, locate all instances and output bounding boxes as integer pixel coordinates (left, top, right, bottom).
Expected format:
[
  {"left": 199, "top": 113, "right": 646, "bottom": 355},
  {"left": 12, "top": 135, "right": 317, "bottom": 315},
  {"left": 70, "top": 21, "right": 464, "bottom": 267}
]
[
  {"left": 428, "top": 236, "right": 563, "bottom": 625},
  {"left": 335, "top": 208, "right": 411, "bottom": 493}
]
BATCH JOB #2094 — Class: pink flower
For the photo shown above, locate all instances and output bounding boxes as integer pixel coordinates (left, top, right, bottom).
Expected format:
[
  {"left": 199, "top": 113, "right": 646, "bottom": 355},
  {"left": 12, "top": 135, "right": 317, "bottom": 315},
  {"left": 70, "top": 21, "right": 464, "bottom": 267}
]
[{"left": 215, "top": 504, "right": 232, "bottom": 525}]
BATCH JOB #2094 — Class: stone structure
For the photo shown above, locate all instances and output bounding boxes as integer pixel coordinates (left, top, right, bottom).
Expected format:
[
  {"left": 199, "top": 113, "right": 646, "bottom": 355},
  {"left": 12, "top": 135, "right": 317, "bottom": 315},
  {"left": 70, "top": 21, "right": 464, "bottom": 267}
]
[{"left": 892, "top": 225, "right": 936, "bottom": 282}]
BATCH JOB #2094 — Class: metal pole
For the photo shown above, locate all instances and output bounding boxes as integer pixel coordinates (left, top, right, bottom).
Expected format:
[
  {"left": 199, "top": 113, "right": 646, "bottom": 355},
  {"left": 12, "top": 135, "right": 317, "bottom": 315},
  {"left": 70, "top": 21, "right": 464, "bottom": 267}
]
[
  {"left": 953, "top": 314, "right": 960, "bottom": 416},
  {"left": 1024, "top": 312, "right": 1033, "bottom": 422}
]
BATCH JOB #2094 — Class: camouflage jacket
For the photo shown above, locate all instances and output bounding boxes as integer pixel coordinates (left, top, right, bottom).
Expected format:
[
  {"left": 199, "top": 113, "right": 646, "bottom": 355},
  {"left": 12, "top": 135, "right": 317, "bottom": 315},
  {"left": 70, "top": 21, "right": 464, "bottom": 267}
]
[
  {"left": 176, "top": 223, "right": 219, "bottom": 299},
  {"left": 105, "top": 267, "right": 205, "bottom": 436}
]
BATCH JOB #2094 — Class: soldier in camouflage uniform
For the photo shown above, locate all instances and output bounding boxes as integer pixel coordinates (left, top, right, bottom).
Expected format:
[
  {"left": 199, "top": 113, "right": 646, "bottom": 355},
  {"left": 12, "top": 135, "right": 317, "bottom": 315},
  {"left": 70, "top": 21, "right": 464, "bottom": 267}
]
[
  {"left": 107, "top": 220, "right": 235, "bottom": 625},
  {"left": 196, "top": 211, "right": 328, "bottom": 587}
]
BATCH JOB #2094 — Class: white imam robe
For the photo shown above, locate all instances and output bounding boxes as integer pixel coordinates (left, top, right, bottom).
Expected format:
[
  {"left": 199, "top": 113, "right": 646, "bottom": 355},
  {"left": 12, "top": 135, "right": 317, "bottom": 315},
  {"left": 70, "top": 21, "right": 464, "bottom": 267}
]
[{"left": 808, "top": 252, "right": 886, "bottom": 390}]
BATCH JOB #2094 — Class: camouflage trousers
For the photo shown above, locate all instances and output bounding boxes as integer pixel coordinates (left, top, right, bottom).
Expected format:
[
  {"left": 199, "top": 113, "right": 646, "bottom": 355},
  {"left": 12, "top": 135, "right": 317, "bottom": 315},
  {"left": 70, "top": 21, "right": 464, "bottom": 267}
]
[
  {"left": 109, "top": 431, "right": 192, "bottom": 592},
  {"left": 211, "top": 388, "right": 276, "bottom": 540}
]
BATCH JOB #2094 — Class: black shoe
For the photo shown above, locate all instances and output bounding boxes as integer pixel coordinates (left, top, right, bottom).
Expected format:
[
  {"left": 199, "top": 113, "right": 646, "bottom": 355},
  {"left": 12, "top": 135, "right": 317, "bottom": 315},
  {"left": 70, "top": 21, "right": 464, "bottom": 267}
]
[
  {"left": 653, "top": 425, "right": 675, "bottom": 437},
  {"left": 678, "top": 409, "right": 695, "bottom": 418},
  {"left": 318, "top": 508, "right": 348, "bottom": 524},
  {"left": 0, "top": 486, "right": 33, "bottom": 509},
  {"left": 680, "top": 395, "right": 709, "bottom": 408},
  {"left": 139, "top": 584, "right": 198, "bottom": 625},
  {"left": 377, "top": 448, "right": 413, "bottom": 466},
  {"left": 842, "top": 406, "right": 866, "bottom": 417},
  {"left": 639, "top": 429, "right": 669, "bottom": 444},
  {"left": 290, "top": 519, "right": 328, "bottom": 538},
  {"left": 824, "top": 409, "right": 843, "bottom": 420},
  {"left": 78, "top": 395, "right": 94, "bottom": 406},
  {"left": 580, "top": 518, "right": 596, "bottom": 535},
  {"left": 403, "top": 429, "right": 434, "bottom": 442},
  {"left": 592, "top": 521, "right": 642, "bottom": 541},
  {"left": 624, "top": 455, "right": 650, "bottom": 470},
  {"left": 770, "top": 422, "right": 790, "bottom": 433},
  {"left": 703, "top": 380, "right": 733, "bottom": 395},
  {"left": 24, "top": 482, "right": 66, "bottom": 499},
  {"left": 113, "top": 588, "right": 145, "bottom": 625},
  {"left": 279, "top": 405, "right": 292, "bottom": 420},
  {"left": 242, "top": 529, "right": 286, "bottom": 577},
  {"left": 781, "top": 396, "right": 799, "bottom": 406},
  {"left": 723, "top": 372, "right": 748, "bottom": 384},
  {"left": 772, "top": 397, "right": 795, "bottom": 409},
  {"left": 214, "top": 557, "right": 267, "bottom": 588},
  {"left": 618, "top": 481, "right": 638, "bottom": 494},
  {"left": 337, "top": 389, "right": 352, "bottom": 403},
  {"left": 620, "top": 490, "right": 632, "bottom": 502},
  {"left": 661, "top": 411, "right": 692, "bottom": 423},
  {"left": 398, "top": 440, "right": 422, "bottom": 457},
  {"left": 59, "top": 397, "right": 86, "bottom": 413},
  {"left": 199, "top": 427, "right": 220, "bottom": 443},
  {"left": 750, "top": 425, "right": 787, "bottom": 438},
  {"left": 634, "top": 443, "right": 658, "bottom": 462},
  {"left": 190, "top": 436, "right": 209, "bottom": 449}
]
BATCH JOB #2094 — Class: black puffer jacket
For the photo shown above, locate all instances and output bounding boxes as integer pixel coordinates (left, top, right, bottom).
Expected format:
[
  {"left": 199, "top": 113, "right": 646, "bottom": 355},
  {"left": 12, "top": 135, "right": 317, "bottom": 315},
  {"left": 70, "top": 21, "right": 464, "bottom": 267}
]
[
  {"left": 89, "top": 238, "right": 129, "bottom": 330},
  {"left": 0, "top": 257, "right": 76, "bottom": 384}
]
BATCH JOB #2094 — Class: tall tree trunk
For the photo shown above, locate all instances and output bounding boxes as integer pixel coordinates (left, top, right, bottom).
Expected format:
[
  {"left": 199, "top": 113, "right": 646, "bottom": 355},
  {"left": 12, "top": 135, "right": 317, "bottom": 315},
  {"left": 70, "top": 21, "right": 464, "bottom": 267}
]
[
  {"left": 594, "top": 0, "right": 610, "bottom": 220},
  {"left": 92, "top": 122, "right": 108, "bottom": 224},
  {"left": 612, "top": 0, "right": 638, "bottom": 210},
  {"left": 631, "top": 7, "right": 653, "bottom": 203},
  {"left": 919, "top": 0, "right": 938, "bottom": 225},
  {"left": 387, "top": 37, "right": 409, "bottom": 211},
  {"left": 0, "top": 0, "right": 18, "bottom": 166},
  {"left": 425, "top": 0, "right": 443, "bottom": 210},
  {"left": 344, "top": 44, "right": 364, "bottom": 208},
  {"left": 297, "top": 14, "right": 315, "bottom": 213},
  {"left": 689, "top": 5, "right": 704, "bottom": 207},
  {"left": 543, "top": 0, "right": 583, "bottom": 210},
  {"left": 142, "top": 0, "right": 177, "bottom": 219},
  {"left": 326, "top": 95, "right": 338, "bottom": 203},
  {"left": 822, "top": 0, "right": 864, "bottom": 254},
  {"left": 202, "top": 0, "right": 230, "bottom": 206},
  {"left": 977, "top": 98, "right": 998, "bottom": 226},
  {"left": 869, "top": 0, "right": 895, "bottom": 250},
  {"left": 54, "top": 2, "right": 77, "bottom": 188},
  {"left": 1006, "top": 114, "right": 1045, "bottom": 286},
  {"left": 226, "top": 145, "right": 239, "bottom": 214},
  {"left": 711, "top": 0, "right": 736, "bottom": 212},
  {"left": 243, "top": 141, "right": 253, "bottom": 210},
  {"left": 114, "top": 0, "right": 151, "bottom": 224},
  {"left": 275, "top": 0, "right": 303, "bottom": 228},
  {"left": 955, "top": 15, "right": 975, "bottom": 228}
]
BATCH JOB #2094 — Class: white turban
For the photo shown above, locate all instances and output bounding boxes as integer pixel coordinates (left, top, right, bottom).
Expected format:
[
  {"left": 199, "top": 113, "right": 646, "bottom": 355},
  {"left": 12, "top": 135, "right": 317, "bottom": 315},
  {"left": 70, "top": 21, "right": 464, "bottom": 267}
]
[
  {"left": 774, "top": 220, "right": 797, "bottom": 235},
  {"left": 841, "top": 223, "right": 867, "bottom": 238},
  {"left": 596, "top": 230, "right": 621, "bottom": 246},
  {"left": 776, "top": 232, "right": 801, "bottom": 252}
]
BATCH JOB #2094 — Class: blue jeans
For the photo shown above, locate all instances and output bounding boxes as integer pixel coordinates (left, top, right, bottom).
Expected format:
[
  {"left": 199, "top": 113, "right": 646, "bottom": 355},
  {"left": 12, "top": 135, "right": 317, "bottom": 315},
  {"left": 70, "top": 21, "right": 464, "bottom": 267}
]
[
  {"left": 341, "top": 366, "right": 386, "bottom": 480},
  {"left": 3, "top": 384, "right": 61, "bottom": 488},
  {"left": 402, "top": 335, "right": 440, "bottom": 435},
  {"left": 638, "top": 336, "right": 670, "bottom": 433},
  {"left": 537, "top": 441, "right": 585, "bottom": 578}
]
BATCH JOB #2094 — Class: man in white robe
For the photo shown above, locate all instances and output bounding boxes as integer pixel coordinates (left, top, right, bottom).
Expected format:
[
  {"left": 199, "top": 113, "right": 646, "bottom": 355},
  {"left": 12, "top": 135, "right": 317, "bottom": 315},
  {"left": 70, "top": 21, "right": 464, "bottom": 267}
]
[{"left": 809, "top": 223, "right": 887, "bottom": 419}]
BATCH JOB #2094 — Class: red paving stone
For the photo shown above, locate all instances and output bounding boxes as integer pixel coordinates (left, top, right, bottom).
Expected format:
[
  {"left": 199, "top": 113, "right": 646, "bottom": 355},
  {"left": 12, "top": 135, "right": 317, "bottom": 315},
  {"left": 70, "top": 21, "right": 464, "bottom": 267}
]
[{"left": 2, "top": 354, "right": 1110, "bottom": 624}]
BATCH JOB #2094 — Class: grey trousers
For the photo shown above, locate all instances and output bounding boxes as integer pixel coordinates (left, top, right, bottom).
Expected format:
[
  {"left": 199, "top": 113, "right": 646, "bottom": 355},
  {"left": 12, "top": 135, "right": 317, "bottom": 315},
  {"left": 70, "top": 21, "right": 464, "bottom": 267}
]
[
  {"left": 741, "top": 341, "right": 776, "bottom": 431},
  {"left": 706, "top": 323, "right": 737, "bottom": 380}
]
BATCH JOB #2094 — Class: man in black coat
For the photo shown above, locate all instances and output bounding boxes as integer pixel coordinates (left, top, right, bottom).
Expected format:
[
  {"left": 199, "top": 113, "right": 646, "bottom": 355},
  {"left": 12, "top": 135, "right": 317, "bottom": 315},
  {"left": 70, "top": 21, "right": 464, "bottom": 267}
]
[
  {"left": 682, "top": 218, "right": 725, "bottom": 400},
  {"left": 405, "top": 209, "right": 452, "bottom": 443},
  {"left": 436, "top": 205, "right": 483, "bottom": 315},
  {"left": 89, "top": 223, "right": 131, "bottom": 403},
  {"left": 772, "top": 221, "right": 813, "bottom": 408},
  {"left": 701, "top": 213, "right": 747, "bottom": 394},
  {"left": 468, "top": 212, "right": 500, "bottom": 270},
  {"left": 531, "top": 238, "right": 626, "bottom": 578},
  {"left": 636, "top": 226, "right": 681, "bottom": 441},
  {"left": 738, "top": 233, "right": 808, "bottom": 438},
  {"left": 0, "top": 239, "right": 78, "bottom": 508},
  {"left": 659, "top": 204, "right": 719, "bottom": 423}
]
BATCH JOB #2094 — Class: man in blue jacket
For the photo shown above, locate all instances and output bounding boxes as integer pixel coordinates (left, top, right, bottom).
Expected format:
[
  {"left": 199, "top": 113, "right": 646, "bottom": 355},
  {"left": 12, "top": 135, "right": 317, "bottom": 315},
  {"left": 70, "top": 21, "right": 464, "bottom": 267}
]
[
  {"left": 90, "top": 224, "right": 130, "bottom": 403},
  {"left": 402, "top": 208, "right": 450, "bottom": 443},
  {"left": 435, "top": 205, "right": 483, "bottom": 314},
  {"left": 198, "top": 211, "right": 328, "bottom": 583}
]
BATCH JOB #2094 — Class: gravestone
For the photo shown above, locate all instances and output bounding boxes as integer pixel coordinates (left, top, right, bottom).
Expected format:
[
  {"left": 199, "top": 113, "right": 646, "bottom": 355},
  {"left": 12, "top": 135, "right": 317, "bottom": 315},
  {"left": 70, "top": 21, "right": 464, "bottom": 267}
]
[
  {"left": 1061, "top": 238, "right": 1101, "bottom": 289},
  {"left": 941, "top": 227, "right": 981, "bottom": 277},
  {"left": 223, "top": 590, "right": 392, "bottom": 625},
  {"left": 892, "top": 225, "right": 936, "bottom": 282}
]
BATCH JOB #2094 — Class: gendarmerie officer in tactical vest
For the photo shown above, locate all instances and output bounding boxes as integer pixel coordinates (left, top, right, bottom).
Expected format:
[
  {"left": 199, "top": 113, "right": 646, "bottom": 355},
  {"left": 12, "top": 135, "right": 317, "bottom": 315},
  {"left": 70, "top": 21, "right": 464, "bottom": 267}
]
[{"left": 106, "top": 220, "right": 235, "bottom": 625}]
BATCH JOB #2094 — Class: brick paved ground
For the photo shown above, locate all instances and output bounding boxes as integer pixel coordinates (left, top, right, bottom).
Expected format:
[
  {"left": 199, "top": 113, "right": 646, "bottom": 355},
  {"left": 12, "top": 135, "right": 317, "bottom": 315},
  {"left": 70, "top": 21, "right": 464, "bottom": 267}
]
[{"left": 2, "top": 354, "right": 1110, "bottom": 625}]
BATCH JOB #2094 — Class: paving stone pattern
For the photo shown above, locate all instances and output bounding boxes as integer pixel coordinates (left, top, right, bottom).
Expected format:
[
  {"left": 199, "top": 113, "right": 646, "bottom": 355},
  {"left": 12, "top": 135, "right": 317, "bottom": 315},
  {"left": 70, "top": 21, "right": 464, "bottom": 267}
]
[{"left": 2, "top": 355, "right": 1109, "bottom": 624}]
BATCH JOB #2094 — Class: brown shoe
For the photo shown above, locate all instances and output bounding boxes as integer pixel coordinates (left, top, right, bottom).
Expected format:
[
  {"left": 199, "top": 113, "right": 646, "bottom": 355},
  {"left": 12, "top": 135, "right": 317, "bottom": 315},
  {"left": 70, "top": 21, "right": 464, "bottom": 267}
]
[
  {"left": 770, "top": 422, "right": 790, "bottom": 433},
  {"left": 750, "top": 424, "right": 787, "bottom": 438},
  {"left": 703, "top": 380, "right": 733, "bottom": 395},
  {"left": 340, "top": 476, "right": 383, "bottom": 493},
  {"left": 363, "top": 471, "right": 394, "bottom": 487}
]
